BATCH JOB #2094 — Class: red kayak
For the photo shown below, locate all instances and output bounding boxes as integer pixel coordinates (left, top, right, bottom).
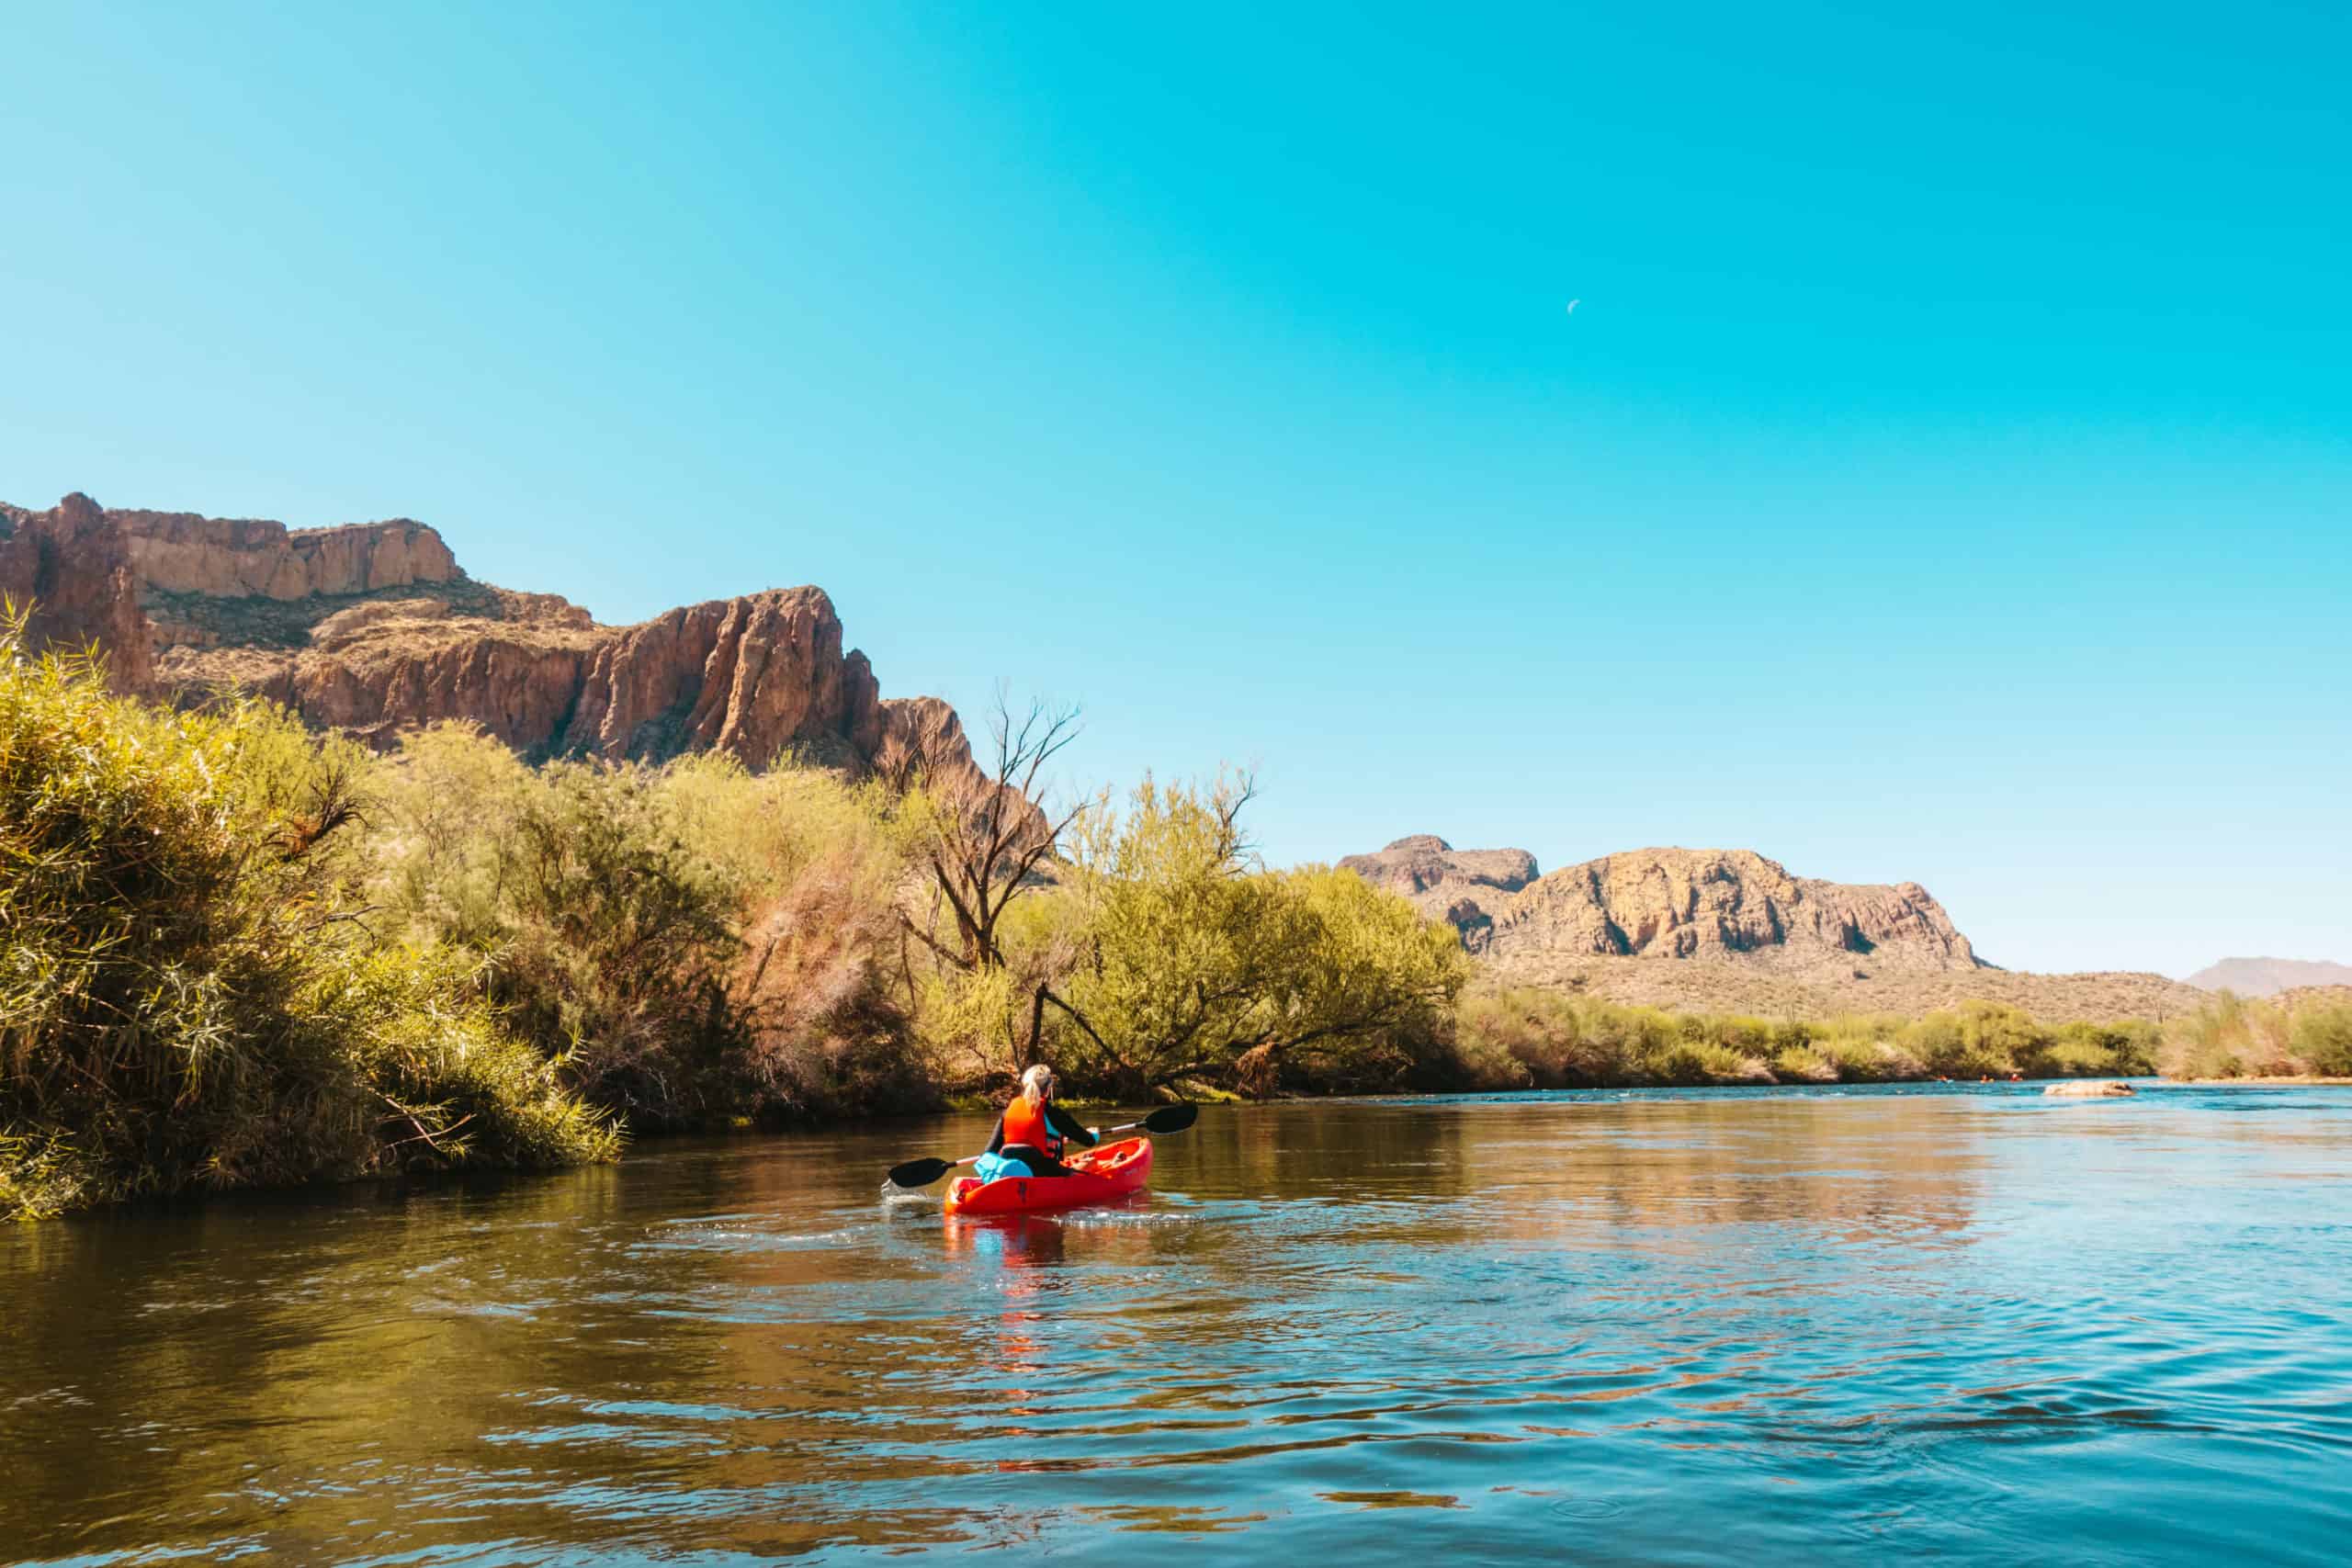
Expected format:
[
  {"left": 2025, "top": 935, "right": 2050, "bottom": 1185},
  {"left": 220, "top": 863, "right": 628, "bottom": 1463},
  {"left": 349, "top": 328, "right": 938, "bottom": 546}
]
[{"left": 944, "top": 1137, "right": 1154, "bottom": 1216}]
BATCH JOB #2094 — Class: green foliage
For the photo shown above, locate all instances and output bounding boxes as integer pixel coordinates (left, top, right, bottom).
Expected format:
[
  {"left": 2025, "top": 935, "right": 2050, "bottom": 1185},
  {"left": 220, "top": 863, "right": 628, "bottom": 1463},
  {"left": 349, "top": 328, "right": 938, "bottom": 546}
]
[
  {"left": 1053, "top": 775, "right": 1469, "bottom": 1095},
  {"left": 2290, "top": 1005, "right": 2352, "bottom": 1077},
  {"left": 2159, "top": 992, "right": 2310, "bottom": 1079},
  {"left": 25, "top": 610, "right": 2266, "bottom": 1221},
  {"left": 1450, "top": 989, "right": 1777, "bottom": 1088},
  {"left": 1449, "top": 987, "right": 2158, "bottom": 1089},
  {"left": 2036, "top": 1019, "right": 2160, "bottom": 1077},
  {"left": 369, "top": 728, "right": 925, "bottom": 1124},
  {"left": 0, "top": 625, "right": 614, "bottom": 1220}
]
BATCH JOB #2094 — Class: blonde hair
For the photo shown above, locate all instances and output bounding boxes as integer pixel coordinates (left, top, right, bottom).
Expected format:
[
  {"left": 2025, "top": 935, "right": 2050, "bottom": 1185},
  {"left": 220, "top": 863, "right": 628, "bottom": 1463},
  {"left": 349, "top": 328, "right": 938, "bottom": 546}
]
[{"left": 1019, "top": 1065, "right": 1056, "bottom": 1102}]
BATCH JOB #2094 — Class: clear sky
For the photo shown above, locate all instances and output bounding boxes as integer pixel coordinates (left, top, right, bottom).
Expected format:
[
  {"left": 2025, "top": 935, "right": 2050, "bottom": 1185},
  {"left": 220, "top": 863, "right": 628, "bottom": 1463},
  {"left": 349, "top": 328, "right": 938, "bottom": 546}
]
[{"left": 5, "top": 2, "right": 2346, "bottom": 976}]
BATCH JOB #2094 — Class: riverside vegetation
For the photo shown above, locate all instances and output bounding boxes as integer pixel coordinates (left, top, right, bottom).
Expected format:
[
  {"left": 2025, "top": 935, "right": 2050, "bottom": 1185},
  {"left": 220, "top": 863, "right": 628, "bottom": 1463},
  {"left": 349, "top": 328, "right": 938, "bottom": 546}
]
[{"left": 6, "top": 623, "right": 2346, "bottom": 1219}]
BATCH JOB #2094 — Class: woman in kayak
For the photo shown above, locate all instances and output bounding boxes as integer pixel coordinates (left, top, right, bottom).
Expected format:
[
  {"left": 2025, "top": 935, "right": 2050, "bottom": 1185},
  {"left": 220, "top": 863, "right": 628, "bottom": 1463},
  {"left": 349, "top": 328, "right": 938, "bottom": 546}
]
[{"left": 984, "top": 1065, "right": 1099, "bottom": 1178}]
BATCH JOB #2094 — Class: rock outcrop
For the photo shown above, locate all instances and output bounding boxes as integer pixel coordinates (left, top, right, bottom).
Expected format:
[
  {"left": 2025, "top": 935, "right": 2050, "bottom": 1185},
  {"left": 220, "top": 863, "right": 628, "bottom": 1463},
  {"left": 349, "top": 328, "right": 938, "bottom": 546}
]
[
  {"left": 1345, "top": 838, "right": 1984, "bottom": 974},
  {"left": 1489, "top": 847, "right": 1983, "bottom": 972},
  {"left": 242, "top": 592, "right": 601, "bottom": 752},
  {"left": 116, "top": 509, "right": 458, "bottom": 601},
  {"left": 1338, "top": 836, "right": 1541, "bottom": 953},
  {"left": 0, "top": 494, "right": 155, "bottom": 694},
  {"left": 2, "top": 492, "right": 969, "bottom": 776}
]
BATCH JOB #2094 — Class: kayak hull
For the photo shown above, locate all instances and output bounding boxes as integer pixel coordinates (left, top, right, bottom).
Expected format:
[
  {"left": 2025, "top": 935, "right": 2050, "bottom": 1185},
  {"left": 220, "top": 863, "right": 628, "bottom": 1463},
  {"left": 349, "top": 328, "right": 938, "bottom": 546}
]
[{"left": 944, "top": 1137, "right": 1154, "bottom": 1216}]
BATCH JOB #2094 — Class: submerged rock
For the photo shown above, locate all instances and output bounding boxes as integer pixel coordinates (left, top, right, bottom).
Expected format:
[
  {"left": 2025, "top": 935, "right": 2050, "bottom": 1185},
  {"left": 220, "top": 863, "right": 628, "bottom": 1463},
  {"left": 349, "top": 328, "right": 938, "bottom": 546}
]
[{"left": 2043, "top": 1081, "right": 2135, "bottom": 1098}]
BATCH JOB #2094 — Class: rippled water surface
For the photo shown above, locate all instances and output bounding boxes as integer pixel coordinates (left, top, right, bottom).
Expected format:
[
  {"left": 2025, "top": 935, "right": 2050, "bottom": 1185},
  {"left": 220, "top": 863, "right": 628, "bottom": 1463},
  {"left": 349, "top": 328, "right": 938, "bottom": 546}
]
[{"left": 6, "top": 1085, "right": 2352, "bottom": 1564}]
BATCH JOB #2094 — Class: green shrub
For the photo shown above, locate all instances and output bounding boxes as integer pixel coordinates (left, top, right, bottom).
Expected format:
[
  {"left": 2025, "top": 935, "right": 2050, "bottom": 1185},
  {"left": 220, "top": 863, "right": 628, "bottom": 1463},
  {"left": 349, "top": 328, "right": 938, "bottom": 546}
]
[
  {"left": 2160, "top": 993, "right": 2302, "bottom": 1079},
  {"left": 1772, "top": 1045, "right": 1838, "bottom": 1083},
  {"left": 2290, "top": 1005, "right": 2352, "bottom": 1077},
  {"left": 0, "top": 625, "right": 614, "bottom": 1219},
  {"left": 368, "top": 728, "right": 931, "bottom": 1125}
]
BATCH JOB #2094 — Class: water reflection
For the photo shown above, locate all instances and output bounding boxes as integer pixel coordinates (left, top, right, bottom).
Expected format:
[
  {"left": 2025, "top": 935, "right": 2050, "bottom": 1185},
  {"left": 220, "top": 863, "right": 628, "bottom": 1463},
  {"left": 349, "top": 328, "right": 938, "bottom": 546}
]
[{"left": 4, "top": 1088, "right": 2350, "bottom": 1565}]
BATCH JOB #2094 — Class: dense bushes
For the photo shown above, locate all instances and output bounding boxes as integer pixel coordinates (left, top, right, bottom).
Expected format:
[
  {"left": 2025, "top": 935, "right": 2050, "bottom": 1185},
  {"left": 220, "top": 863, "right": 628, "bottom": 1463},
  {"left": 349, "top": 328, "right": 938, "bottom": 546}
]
[
  {"left": 0, "top": 628, "right": 615, "bottom": 1221},
  {"left": 2159, "top": 993, "right": 2352, "bottom": 1079},
  {"left": 14, "top": 616, "right": 2331, "bottom": 1221},
  {"left": 369, "top": 730, "right": 923, "bottom": 1126},
  {"left": 1046, "top": 775, "right": 1469, "bottom": 1096},
  {"left": 1448, "top": 991, "right": 2157, "bottom": 1089}
]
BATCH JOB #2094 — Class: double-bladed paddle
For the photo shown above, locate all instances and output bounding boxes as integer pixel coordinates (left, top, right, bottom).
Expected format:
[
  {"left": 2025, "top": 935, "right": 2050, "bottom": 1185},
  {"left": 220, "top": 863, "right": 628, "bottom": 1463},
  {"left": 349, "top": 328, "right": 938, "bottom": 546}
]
[{"left": 886, "top": 1102, "right": 1199, "bottom": 1190}]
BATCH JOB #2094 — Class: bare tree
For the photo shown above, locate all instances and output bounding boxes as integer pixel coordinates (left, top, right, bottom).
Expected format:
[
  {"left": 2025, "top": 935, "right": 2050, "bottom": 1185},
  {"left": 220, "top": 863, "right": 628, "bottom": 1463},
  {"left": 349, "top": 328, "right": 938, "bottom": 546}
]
[
  {"left": 895, "top": 691, "right": 1085, "bottom": 976},
  {"left": 893, "top": 692, "right": 1103, "bottom": 1072}
]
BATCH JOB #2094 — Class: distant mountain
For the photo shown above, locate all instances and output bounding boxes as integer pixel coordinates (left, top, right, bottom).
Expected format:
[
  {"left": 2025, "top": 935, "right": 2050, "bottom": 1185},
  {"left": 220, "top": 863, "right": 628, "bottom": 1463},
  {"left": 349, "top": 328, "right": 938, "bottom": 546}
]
[
  {"left": 2184, "top": 957, "right": 2352, "bottom": 998},
  {"left": 1336, "top": 835, "right": 1540, "bottom": 953},
  {"left": 1341, "top": 838, "right": 1980, "bottom": 970},
  {"left": 1342, "top": 836, "right": 2213, "bottom": 1021}
]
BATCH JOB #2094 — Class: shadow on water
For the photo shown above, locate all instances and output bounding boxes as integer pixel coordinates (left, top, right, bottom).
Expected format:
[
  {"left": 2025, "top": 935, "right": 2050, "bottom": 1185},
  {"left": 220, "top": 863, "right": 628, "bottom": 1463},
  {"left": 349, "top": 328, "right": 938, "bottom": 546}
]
[{"left": 5, "top": 1086, "right": 2351, "bottom": 1564}]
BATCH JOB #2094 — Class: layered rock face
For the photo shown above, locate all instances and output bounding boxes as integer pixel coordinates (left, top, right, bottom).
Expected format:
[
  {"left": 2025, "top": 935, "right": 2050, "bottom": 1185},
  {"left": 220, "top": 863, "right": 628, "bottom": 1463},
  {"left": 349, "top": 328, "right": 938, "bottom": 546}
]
[
  {"left": 562, "top": 589, "right": 882, "bottom": 766},
  {"left": 1345, "top": 837, "right": 1983, "bottom": 973},
  {"left": 1337, "top": 835, "right": 1541, "bottom": 953},
  {"left": 1487, "top": 847, "right": 1982, "bottom": 971},
  {"left": 117, "top": 509, "right": 458, "bottom": 601},
  {"left": 3, "top": 492, "right": 967, "bottom": 775},
  {"left": 0, "top": 494, "right": 156, "bottom": 693}
]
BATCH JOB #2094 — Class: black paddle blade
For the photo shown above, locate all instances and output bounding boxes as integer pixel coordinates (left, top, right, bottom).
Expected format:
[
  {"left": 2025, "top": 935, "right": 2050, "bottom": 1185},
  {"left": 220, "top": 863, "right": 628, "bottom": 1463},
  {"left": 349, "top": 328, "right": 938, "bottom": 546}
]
[
  {"left": 1143, "top": 1103, "right": 1198, "bottom": 1134},
  {"left": 887, "top": 1156, "right": 955, "bottom": 1189}
]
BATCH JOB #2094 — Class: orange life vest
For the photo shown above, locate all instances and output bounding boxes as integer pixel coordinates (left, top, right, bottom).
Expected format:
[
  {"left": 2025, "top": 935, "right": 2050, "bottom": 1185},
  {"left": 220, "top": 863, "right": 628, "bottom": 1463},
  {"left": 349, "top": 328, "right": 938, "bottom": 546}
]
[{"left": 1001, "top": 1096, "right": 1061, "bottom": 1158}]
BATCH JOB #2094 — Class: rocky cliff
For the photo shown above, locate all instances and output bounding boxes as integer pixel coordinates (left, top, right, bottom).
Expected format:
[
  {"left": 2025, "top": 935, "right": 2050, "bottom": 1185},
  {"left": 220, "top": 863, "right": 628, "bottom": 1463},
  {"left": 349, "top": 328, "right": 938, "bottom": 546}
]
[
  {"left": 1344, "top": 839, "right": 1979, "bottom": 972},
  {"left": 119, "top": 508, "right": 459, "bottom": 601},
  {"left": 1341, "top": 834, "right": 2215, "bottom": 1021},
  {"left": 1491, "top": 846, "right": 1984, "bottom": 972},
  {"left": 2, "top": 492, "right": 967, "bottom": 775},
  {"left": 0, "top": 494, "right": 156, "bottom": 693},
  {"left": 1336, "top": 836, "right": 1541, "bottom": 953}
]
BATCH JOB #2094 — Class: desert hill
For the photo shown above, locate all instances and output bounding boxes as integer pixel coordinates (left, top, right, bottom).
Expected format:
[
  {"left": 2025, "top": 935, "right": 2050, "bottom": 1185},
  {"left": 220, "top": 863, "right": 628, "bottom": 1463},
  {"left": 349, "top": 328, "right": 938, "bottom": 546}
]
[
  {"left": 1342, "top": 835, "right": 2211, "bottom": 1022},
  {"left": 1, "top": 492, "right": 966, "bottom": 775},
  {"left": 1342, "top": 838, "right": 1979, "bottom": 971},
  {"left": 2183, "top": 957, "right": 2352, "bottom": 997}
]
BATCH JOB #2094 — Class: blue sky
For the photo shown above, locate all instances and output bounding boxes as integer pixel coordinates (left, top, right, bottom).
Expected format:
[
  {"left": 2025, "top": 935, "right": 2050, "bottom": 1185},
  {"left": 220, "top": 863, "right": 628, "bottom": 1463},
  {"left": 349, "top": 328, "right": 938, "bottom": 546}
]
[{"left": 4, "top": 2, "right": 2346, "bottom": 976}]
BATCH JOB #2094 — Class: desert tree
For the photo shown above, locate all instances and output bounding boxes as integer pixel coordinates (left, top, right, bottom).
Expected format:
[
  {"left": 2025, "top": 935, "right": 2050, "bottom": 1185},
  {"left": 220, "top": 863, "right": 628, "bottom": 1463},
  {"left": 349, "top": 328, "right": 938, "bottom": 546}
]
[
  {"left": 1057, "top": 770, "right": 1469, "bottom": 1096},
  {"left": 886, "top": 688, "right": 1099, "bottom": 1071}
]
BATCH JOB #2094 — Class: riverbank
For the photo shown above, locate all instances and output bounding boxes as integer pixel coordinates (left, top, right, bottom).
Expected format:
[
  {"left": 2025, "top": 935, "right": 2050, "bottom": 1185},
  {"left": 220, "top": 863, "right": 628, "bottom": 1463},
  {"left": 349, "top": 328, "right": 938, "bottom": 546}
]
[{"left": 9, "top": 626, "right": 2350, "bottom": 1221}]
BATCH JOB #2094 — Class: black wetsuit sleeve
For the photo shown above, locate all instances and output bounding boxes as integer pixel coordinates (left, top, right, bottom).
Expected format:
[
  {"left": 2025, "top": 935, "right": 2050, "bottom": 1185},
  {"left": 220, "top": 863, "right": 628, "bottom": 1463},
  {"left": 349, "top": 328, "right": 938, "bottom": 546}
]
[
  {"left": 1045, "top": 1103, "right": 1098, "bottom": 1147},
  {"left": 986, "top": 1115, "right": 1008, "bottom": 1155}
]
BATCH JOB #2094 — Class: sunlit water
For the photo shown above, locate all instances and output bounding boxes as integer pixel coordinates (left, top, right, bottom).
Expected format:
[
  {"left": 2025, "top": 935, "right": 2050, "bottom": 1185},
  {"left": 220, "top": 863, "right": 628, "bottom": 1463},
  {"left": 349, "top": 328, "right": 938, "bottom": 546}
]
[{"left": 6, "top": 1084, "right": 2351, "bottom": 1564}]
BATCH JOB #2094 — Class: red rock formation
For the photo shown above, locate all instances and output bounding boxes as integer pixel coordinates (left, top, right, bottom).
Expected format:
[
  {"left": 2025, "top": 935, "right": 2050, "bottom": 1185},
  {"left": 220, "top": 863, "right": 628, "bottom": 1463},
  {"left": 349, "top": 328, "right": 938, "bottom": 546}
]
[
  {"left": 1490, "top": 847, "right": 1983, "bottom": 971},
  {"left": 269, "top": 595, "right": 599, "bottom": 751},
  {"left": 0, "top": 493, "right": 156, "bottom": 694},
  {"left": 3, "top": 492, "right": 972, "bottom": 781},
  {"left": 1344, "top": 837, "right": 1983, "bottom": 973},
  {"left": 1339, "top": 836, "right": 1540, "bottom": 955},
  {"left": 561, "top": 590, "right": 883, "bottom": 766}
]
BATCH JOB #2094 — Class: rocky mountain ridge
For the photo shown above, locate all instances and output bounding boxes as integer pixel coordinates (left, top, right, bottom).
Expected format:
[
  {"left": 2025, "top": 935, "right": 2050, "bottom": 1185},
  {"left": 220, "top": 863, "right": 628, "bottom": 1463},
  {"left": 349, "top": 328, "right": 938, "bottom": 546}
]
[
  {"left": 1341, "top": 835, "right": 2211, "bottom": 1021},
  {"left": 1335, "top": 834, "right": 1540, "bottom": 953},
  {"left": 1, "top": 492, "right": 967, "bottom": 775},
  {"left": 1342, "top": 836, "right": 1981, "bottom": 972}
]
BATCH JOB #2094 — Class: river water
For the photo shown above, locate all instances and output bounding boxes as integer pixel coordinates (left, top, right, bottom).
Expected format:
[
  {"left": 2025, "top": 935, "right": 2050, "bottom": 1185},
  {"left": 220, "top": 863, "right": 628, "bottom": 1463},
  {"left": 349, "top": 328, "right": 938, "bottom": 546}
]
[{"left": 5, "top": 1084, "right": 2349, "bottom": 1565}]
